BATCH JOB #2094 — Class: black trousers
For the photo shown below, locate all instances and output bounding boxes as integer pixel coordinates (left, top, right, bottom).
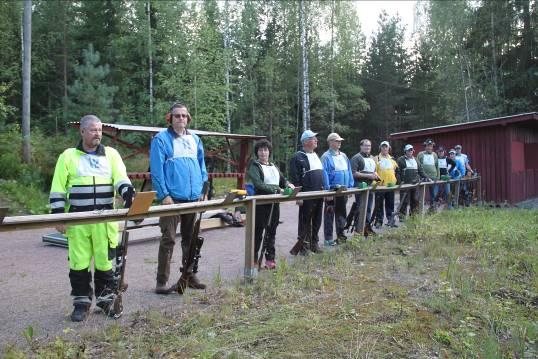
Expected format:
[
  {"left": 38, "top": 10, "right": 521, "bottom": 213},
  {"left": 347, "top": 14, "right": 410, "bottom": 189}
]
[
  {"left": 254, "top": 203, "right": 280, "bottom": 262},
  {"left": 375, "top": 192, "right": 395, "bottom": 224},
  {"left": 297, "top": 198, "right": 323, "bottom": 249},
  {"left": 399, "top": 188, "right": 418, "bottom": 216}
]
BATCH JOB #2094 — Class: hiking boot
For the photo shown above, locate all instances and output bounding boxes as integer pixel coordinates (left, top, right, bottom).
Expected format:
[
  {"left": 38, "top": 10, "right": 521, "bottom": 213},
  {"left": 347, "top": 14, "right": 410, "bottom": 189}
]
[
  {"left": 374, "top": 221, "right": 383, "bottom": 229},
  {"left": 155, "top": 282, "right": 172, "bottom": 295},
  {"left": 187, "top": 274, "right": 207, "bottom": 290},
  {"left": 310, "top": 243, "right": 324, "bottom": 253},
  {"left": 265, "top": 260, "right": 276, "bottom": 270},
  {"left": 336, "top": 235, "right": 348, "bottom": 244},
  {"left": 324, "top": 239, "right": 336, "bottom": 247},
  {"left": 70, "top": 303, "right": 90, "bottom": 322}
]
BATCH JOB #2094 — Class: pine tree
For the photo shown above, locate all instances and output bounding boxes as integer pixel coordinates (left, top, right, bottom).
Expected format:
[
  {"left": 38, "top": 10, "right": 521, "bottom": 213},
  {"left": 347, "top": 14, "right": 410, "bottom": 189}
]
[{"left": 66, "top": 44, "right": 118, "bottom": 122}]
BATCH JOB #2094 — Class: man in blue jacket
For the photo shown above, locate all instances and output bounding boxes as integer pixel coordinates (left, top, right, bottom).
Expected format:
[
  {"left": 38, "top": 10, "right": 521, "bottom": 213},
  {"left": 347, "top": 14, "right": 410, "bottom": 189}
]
[
  {"left": 150, "top": 103, "right": 208, "bottom": 294},
  {"left": 321, "top": 133, "right": 354, "bottom": 246}
]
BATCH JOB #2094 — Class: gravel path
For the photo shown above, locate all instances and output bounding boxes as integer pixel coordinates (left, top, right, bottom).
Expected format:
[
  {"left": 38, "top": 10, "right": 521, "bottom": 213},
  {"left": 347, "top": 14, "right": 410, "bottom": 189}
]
[{"left": 0, "top": 203, "right": 305, "bottom": 348}]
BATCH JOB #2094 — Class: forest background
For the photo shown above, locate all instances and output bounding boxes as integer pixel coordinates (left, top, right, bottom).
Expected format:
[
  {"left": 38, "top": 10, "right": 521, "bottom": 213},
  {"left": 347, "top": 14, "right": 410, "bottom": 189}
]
[{"left": 0, "top": 0, "right": 536, "bottom": 212}]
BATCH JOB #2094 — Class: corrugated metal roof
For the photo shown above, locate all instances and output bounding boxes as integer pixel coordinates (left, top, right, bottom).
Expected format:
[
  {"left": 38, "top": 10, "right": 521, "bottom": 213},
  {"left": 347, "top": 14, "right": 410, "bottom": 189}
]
[
  {"left": 390, "top": 112, "right": 538, "bottom": 139},
  {"left": 69, "top": 122, "right": 266, "bottom": 140}
]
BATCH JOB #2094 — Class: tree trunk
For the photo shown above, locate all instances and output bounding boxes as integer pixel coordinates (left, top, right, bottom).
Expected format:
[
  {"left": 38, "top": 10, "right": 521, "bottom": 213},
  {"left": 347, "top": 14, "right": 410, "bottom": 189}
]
[
  {"left": 300, "top": 0, "right": 310, "bottom": 131},
  {"left": 147, "top": 1, "right": 154, "bottom": 123},
  {"left": 330, "top": 0, "right": 335, "bottom": 132},
  {"left": 490, "top": 10, "right": 498, "bottom": 99},
  {"left": 22, "top": 0, "right": 32, "bottom": 164}
]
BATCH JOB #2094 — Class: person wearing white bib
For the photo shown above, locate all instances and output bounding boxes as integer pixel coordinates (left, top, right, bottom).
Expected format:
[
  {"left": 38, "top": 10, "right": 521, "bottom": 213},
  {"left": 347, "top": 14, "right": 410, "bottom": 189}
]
[
  {"left": 150, "top": 103, "right": 208, "bottom": 294},
  {"left": 373, "top": 141, "right": 398, "bottom": 227},
  {"left": 321, "top": 133, "right": 354, "bottom": 246},
  {"left": 247, "top": 139, "right": 294, "bottom": 269},
  {"left": 350, "top": 139, "right": 380, "bottom": 235},
  {"left": 417, "top": 138, "right": 439, "bottom": 208},
  {"left": 436, "top": 146, "right": 457, "bottom": 208},
  {"left": 289, "top": 130, "right": 326, "bottom": 255},
  {"left": 396, "top": 144, "right": 427, "bottom": 220}
]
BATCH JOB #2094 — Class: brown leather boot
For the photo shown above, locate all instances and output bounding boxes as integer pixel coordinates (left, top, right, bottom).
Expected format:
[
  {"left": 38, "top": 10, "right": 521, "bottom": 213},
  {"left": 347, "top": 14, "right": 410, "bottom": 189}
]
[{"left": 188, "top": 274, "right": 207, "bottom": 289}]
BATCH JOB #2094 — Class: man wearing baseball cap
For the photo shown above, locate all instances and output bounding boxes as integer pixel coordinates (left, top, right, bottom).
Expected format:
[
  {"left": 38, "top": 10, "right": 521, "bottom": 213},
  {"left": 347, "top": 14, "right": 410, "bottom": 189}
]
[
  {"left": 350, "top": 139, "right": 380, "bottom": 235},
  {"left": 289, "top": 130, "right": 325, "bottom": 255},
  {"left": 321, "top": 133, "right": 354, "bottom": 246},
  {"left": 396, "top": 144, "right": 427, "bottom": 220},
  {"left": 436, "top": 146, "right": 456, "bottom": 208},
  {"left": 454, "top": 145, "right": 473, "bottom": 206},
  {"left": 417, "top": 139, "right": 439, "bottom": 209},
  {"left": 373, "top": 141, "right": 398, "bottom": 227}
]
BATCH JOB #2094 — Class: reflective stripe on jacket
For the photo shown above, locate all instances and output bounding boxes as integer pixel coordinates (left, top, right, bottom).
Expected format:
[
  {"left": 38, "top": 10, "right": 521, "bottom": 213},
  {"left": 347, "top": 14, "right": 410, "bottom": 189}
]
[{"left": 49, "top": 143, "right": 132, "bottom": 213}]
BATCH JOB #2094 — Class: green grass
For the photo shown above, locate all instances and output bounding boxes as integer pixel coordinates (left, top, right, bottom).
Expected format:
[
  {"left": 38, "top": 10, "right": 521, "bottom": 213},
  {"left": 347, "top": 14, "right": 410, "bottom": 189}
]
[
  {"left": 3, "top": 207, "right": 537, "bottom": 358},
  {"left": 0, "top": 180, "right": 49, "bottom": 215}
]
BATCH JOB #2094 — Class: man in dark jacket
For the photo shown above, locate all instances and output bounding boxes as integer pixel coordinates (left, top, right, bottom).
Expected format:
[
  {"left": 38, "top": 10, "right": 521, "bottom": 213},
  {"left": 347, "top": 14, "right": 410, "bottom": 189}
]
[
  {"left": 396, "top": 144, "right": 428, "bottom": 219},
  {"left": 350, "top": 139, "right": 380, "bottom": 235},
  {"left": 289, "top": 130, "right": 325, "bottom": 255}
]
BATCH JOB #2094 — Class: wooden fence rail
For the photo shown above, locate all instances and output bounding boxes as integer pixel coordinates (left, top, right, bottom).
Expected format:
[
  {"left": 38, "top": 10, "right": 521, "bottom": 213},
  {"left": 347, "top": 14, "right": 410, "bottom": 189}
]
[{"left": 0, "top": 177, "right": 481, "bottom": 280}]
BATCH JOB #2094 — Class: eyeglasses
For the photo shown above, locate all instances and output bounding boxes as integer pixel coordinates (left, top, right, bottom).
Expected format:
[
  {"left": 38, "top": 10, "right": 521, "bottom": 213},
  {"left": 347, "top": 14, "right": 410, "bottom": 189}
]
[{"left": 172, "top": 113, "right": 188, "bottom": 119}]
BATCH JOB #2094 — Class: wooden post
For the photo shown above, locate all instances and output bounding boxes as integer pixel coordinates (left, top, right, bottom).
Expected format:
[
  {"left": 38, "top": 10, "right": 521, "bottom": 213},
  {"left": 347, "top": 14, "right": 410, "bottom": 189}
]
[
  {"left": 238, "top": 139, "right": 250, "bottom": 189},
  {"left": 476, "top": 177, "right": 482, "bottom": 206},
  {"left": 417, "top": 183, "right": 426, "bottom": 218},
  {"left": 244, "top": 198, "right": 257, "bottom": 281},
  {"left": 454, "top": 180, "right": 461, "bottom": 208},
  {"left": 357, "top": 189, "right": 369, "bottom": 236}
]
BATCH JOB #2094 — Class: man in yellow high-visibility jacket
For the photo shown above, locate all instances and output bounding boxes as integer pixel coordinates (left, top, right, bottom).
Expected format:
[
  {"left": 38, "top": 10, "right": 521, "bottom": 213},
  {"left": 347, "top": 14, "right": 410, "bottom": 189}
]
[{"left": 49, "top": 114, "right": 134, "bottom": 322}]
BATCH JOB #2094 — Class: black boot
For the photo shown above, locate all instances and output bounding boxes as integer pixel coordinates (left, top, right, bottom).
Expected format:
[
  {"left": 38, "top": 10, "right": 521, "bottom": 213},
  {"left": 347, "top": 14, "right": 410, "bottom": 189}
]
[{"left": 71, "top": 302, "right": 90, "bottom": 322}]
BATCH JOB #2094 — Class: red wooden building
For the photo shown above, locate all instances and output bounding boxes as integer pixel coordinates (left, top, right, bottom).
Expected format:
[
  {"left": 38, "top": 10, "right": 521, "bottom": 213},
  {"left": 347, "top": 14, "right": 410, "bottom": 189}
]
[{"left": 390, "top": 112, "right": 538, "bottom": 204}]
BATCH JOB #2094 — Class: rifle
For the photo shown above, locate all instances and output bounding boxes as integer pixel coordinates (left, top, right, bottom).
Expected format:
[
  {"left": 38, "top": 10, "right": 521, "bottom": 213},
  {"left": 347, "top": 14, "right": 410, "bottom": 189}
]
[
  {"left": 175, "top": 181, "right": 210, "bottom": 294},
  {"left": 258, "top": 202, "right": 276, "bottom": 269},
  {"left": 111, "top": 189, "right": 155, "bottom": 318},
  {"left": 344, "top": 202, "right": 358, "bottom": 233}
]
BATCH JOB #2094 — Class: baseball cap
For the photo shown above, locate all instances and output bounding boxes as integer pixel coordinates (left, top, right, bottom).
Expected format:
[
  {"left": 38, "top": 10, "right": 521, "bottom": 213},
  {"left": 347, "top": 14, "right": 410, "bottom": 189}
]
[
  {"left": 454, "top": 144, "right": 462, "bottom": 150},
  {"left": 404, "top": 144, "right": 414, "bottom": 152},
  {"left": 379, "top": 140, "right": 390, "bottom": 148},
  {"left": 327, "top": 133, "right": 344, "bottom": 142},
  {"left": 423, "top": 138, "right": 435, "bottom": 146},
  {"left": 449, "top": 149, "right": 456, "bottom": 154},
  {"left": 300, "top": 130, "right": 318, "bottom": 142}
]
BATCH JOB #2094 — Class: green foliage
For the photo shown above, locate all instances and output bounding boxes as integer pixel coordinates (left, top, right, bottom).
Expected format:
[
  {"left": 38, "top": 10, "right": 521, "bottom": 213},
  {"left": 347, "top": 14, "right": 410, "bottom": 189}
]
[{"left": 66, "top": 44, "right": 118, "bottom": 122}]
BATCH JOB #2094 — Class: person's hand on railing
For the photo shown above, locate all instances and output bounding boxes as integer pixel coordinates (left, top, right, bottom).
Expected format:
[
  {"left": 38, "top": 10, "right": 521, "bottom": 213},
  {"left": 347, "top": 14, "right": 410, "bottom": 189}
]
[{"left": 161, "top": 196, "right": 174, "bottom": 205}]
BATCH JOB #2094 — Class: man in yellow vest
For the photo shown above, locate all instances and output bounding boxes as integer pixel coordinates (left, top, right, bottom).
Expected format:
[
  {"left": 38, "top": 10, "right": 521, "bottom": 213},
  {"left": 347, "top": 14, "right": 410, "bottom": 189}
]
[
  {"left": 50, "top": 114, "right": 134, "bottom": 322},
  {"left": 373, "top": 141, "right": 398, "bottom": 227}
]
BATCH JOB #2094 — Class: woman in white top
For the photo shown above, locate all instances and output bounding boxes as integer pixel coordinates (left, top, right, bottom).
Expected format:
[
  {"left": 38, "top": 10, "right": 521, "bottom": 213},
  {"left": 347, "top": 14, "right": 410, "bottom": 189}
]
[{"left": 247, "top": 139, "right": 294, "bottom": 269}]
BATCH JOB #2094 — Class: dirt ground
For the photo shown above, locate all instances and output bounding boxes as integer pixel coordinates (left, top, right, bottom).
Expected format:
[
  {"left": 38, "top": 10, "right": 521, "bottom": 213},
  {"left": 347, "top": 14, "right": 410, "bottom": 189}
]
[{"left": 0, "top": 202, "right": 327, "bottom": 348}]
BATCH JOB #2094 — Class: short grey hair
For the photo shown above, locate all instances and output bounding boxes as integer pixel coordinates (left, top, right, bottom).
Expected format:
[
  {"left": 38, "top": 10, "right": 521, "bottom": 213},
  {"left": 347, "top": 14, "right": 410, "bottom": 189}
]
[{"left": 80, "top": 114, "right": 101, "bottom": 129}]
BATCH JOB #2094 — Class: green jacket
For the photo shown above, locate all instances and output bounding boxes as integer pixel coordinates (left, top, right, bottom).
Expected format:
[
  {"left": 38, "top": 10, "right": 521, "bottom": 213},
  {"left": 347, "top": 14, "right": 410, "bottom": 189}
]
[
  {"left": 247, "top": 160, "right": 288, "bottom": 195},
  {"left": 417, "top": 151, "right": 439, "bottom": 180}
]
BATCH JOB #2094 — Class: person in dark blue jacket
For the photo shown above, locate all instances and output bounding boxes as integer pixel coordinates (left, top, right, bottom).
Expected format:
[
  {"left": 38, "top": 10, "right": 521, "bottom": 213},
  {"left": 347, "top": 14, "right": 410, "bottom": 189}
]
[
  {"left": 150, "top": 103, "right": 208, "bottom": 294},
  {"left": 321, "top": 133, "right": 354, "bottom": 246},
  {"left": 289, "top": 130, "right": 326, "bottom": 255}
]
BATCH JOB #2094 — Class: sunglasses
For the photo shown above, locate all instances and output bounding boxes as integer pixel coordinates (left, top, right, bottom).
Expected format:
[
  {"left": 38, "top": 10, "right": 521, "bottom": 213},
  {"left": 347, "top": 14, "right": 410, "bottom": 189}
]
[{"left": 172, "top": 113, "right": 188, "bottom": 119}]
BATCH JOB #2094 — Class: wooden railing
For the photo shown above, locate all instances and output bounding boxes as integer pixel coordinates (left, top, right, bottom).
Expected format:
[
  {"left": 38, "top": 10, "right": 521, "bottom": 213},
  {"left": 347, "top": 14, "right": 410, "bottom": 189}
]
[{"left": 0, "top": 177, "right": 482, "bottom": 279}]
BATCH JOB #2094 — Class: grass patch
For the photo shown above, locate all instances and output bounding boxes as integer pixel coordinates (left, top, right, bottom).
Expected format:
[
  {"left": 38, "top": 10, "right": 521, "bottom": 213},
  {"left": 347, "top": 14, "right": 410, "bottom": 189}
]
[
  {"left": 0, "top": 180, "right": 49, "bottom": 215},
  {"left": 3, "top": 207, "right": 537, "bottom": 357}
]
